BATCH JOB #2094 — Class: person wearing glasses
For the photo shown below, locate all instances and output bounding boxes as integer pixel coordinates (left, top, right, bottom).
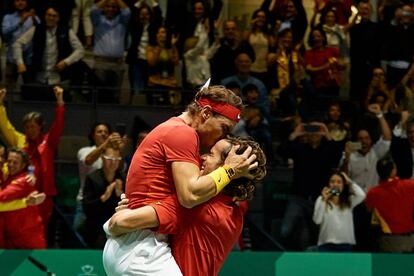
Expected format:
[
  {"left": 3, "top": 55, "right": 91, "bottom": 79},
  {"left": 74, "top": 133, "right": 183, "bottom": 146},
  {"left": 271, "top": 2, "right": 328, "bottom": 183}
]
[{"left": 82, "top": 145, "right": 125, "bottom": 248}]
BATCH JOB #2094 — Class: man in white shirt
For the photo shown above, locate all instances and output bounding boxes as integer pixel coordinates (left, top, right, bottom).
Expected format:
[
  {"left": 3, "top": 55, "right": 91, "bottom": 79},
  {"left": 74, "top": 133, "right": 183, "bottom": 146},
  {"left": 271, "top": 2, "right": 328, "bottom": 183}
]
[
  {"left": 341, "top": 104, "right": 392, "bottom": 192},
  {"left": 340, "top": 103, "right": 391, "bottom": 251}
]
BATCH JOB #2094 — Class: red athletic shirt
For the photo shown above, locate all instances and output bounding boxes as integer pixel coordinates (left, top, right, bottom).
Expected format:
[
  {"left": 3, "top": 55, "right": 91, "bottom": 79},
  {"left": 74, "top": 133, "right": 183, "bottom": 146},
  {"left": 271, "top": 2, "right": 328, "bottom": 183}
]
[
  {"left": 149, "top": 194, "right": 244, "bottom": 276},
  {"left": 366, "top": 177, "right": 414, "bottom": 234},
  {"left": 126, "top": 117, "right": 200, "bottom": 209}
]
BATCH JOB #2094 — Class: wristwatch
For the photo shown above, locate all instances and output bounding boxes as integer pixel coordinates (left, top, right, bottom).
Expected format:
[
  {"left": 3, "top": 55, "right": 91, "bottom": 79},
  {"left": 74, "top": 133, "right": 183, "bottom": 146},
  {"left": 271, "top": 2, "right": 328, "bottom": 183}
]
[{"left": 223, "top": 165, "right": 236, "bottom": 179}]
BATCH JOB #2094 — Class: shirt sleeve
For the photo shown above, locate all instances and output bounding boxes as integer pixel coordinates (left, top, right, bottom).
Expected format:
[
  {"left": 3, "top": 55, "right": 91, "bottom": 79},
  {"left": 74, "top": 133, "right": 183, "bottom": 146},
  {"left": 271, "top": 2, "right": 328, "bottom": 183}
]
[
  {"left": 350, "top": 182, "right": 366, "bottom": 208},
  {"left": 365, "top": 190, "right": 375, "bottom": 210},
  {"left": 63, "top": 29, "right": 85, "bottom": 66},
  {"left": 119, "top": 7, "right": 131, "bottom": 25},
  {"left": 2, "top": 14, "right": 20, "bottom": 40},
  {"left": 0, "top": 105, "right": 26, "bottom": 148},
  {"left": 0, "top": 176, "right": 34, "bottom": 202},
  {"left": 372, "top": 137, "right": 391, "bottom": 160},
  {"left": 312, "top": 196, "right": 326, "bottom": 225},
  {"left": 149, "top": 195, "right": 183, "bottom": 235},
  {"left": 12, "top": 26, "right": 35, "bottom": 65},
  {"left": 78, "top": 146, "right": 92, "bottom": 163},
  {"left": 0, "top": 198, "right": 27, "bottom": 212},
  {"left": 45, "top": 105, "right": 65, "bottom": 150},
  {"left": 90, "top": 5, "right": 102, "bottom": 26},
  {"left": 163, "top": 126, "right": 200, "bottom": 166}
]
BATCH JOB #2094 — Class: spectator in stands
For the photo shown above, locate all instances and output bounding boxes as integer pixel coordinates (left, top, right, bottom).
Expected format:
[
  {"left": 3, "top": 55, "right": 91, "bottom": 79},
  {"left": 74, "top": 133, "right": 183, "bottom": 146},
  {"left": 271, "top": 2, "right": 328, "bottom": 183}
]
[
  {"left": 349, "top": 1, "right": 381, "bottom": 102},
  {"left": 225, "top": 81, "right": 241, "bottom": 97},
  {"left": 365, "top": 156, "right": 414, "bottom": 252},
  {"left": 310, "top": 8, "right": 350, "bottom": 54},
  {"left": 179, "top": 0, "right": 222, "bottom": 53},
  {"left": 82, "top": 145, "right": 125, "bottom": 248},
  {"left": 0, "top": 145, "right": 47, "bottom": 213},
  {"left": 2, "top": 0, "right": 40, "bottom": 88},
  {"left": 210, "top": 20, "right": 241, "bottom": 84},
  {"left": 183, "top": 32, "right": 219, "bottom": 88},
  {"left": 317, "top": 0, "right": 352, "bottom": 26},
  {"left": 272, "top": 0, "right": 307, "bottom": 49},
  {"left": 126, "top": 0, "right": 162, "bottom": 95},
  {"left": 71, "top": 0, "right": 94, "bottom": 48},
  {"left": 313, "top": 171, "right": 365, "bottom": 252},
  {"left": 305, "top": 28, "right": 345, "bottom": 101},
  {"left": 310, "top": 7, "right": 352, "bottom": 99},
  {"left": 243, "top": 9, "right": 274, "bottom": 84},
  {"left": 365, "top": 67, "right": 392, "bottom": 109},
  {"left": 0, "top": 87, "right": 65, "bottom": 234},
  {"left": 324, "top": 101, "right": 350, "bottom": 142},
  {"left": 382, "top": 3, "right": 414, "bottom": 88},
  {"left": 241, "top": 84, "right": 274, "bottom": 161},
  {"left": 279, "top": 119, "right": 343, "bottom": 250},
  {"left": 221, "top": 50, "right": 270, "bottom": 118},
  {"left": 267, "top": 28, "right": 306, "bottom": 117},
  {"left": 341, "top": 103, "right": 392, "bottom": 191},
  {"left": 341, "top": 103, "right": 391, "bottom": 251},
  {"left": 395, "top": 63, "right": 414, "bottom": 113},
  {"left": 13, "top": 4, "right": 84, "bottom": 100},
  {"left": 0, "top": 148, "right": 46, "bottom": 249},
  {"left": 75, "top": 122, "right": 125, "bottom": 231},
  {"left": 91, "top": 0, "right": 131, "bottom": 102},
  {"left": 391, "top": 112, "right": 414, "bottom": 179},
  {"left": 13, "top": 5, "right": 84, "bottom": 101},
  {"left": 146, "top": 26, "right": 179, "bottom": 91}
]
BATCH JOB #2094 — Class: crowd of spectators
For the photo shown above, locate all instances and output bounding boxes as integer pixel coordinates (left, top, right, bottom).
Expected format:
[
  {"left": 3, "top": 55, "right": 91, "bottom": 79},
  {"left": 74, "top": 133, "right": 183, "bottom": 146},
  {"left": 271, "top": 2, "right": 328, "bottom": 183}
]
[{"left": 1, "top": 0, "right": 414, "bottom": 254}]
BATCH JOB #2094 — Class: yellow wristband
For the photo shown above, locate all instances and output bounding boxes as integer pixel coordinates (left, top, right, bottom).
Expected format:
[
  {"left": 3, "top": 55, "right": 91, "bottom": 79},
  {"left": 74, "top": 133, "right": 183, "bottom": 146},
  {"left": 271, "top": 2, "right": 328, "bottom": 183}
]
[{"left": 208, "top": 166, "right": 231, "bottom": 195}]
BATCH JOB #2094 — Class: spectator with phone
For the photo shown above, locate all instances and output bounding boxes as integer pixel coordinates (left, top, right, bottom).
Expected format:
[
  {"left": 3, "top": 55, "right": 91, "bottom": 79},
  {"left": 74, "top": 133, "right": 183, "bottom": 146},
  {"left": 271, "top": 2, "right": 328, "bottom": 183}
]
[
  {"left": 278, "top": 119, "right": 343, "bottom": 250},
  {"left": 75, "top": 122, "right": 126, "bottom": 232},
  {"left": 313, "top": 171, "right": 365, "bottom": 252},
  {"left": 340, "top": 103, "right": 391, "bottom": 251}
]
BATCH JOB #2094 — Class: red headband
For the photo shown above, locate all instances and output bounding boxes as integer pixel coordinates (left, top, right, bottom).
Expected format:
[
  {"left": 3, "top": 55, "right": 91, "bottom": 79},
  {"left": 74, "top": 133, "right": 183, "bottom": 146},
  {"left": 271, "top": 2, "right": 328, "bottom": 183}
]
[{"left": 197, "top": 97, "right": 241, "bottom": 122}]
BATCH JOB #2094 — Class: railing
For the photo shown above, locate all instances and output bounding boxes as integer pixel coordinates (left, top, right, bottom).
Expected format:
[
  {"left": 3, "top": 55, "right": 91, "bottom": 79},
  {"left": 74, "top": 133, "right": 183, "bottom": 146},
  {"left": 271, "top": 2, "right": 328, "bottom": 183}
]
[{"left": 3, "top": 82, "right": 198, "bottom": 108}]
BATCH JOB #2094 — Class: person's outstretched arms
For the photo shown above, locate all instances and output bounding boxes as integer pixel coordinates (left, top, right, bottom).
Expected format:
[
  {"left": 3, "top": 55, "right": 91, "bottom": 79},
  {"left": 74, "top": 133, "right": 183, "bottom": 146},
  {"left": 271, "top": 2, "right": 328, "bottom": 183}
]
[{"left": 0, "top": 88, "right": 26, "bottom": 148}]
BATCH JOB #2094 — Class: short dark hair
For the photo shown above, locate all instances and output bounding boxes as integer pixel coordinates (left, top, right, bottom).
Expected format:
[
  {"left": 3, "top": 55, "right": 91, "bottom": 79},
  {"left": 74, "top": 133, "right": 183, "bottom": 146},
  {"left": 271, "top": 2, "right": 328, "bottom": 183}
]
[
  {"left": 242, "top": 83, "right": 259, "bottom": 96},
  {"left": 376, "top": 156, "right": 395, "bottom": 181},
  {"left": 308, "top": 27, "right": 327, "bottom": 48},
  {"left": 7, "top": 148, "right": 30, "bottom": 169},
  {"left": 88, "top": 122, "right": 111, "bottom": 145}
]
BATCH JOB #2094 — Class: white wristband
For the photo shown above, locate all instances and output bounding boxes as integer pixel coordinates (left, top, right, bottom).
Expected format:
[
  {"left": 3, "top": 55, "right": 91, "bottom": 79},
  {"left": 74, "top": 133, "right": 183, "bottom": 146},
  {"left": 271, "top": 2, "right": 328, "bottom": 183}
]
[{"left": 376, "top": 112, "right": 383, "bottom": 118}]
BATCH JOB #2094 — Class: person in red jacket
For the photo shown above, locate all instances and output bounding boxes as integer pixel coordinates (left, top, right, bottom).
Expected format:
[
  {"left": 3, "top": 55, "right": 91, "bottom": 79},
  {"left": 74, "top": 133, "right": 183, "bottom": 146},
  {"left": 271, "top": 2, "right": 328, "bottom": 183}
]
[
  {"left": 0, "top": 86, "right": 64, "bottom": 231},
  {"left": 0, "top": 148, "right": 46, "bottom": 248}
]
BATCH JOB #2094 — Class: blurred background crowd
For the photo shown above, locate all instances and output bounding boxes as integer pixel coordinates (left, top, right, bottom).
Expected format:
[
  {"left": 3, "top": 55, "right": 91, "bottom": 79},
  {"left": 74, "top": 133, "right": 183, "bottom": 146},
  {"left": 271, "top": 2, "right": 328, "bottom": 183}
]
[{"left": 1, "top": 0, "right": 414, "bottom": 254}]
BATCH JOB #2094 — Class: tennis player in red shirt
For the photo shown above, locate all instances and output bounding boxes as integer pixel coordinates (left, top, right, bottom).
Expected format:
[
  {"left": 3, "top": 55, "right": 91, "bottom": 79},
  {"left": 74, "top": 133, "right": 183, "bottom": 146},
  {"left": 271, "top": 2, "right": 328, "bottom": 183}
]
[{"left": 105, "top": 136, "right": 266, "bottom": 275}]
